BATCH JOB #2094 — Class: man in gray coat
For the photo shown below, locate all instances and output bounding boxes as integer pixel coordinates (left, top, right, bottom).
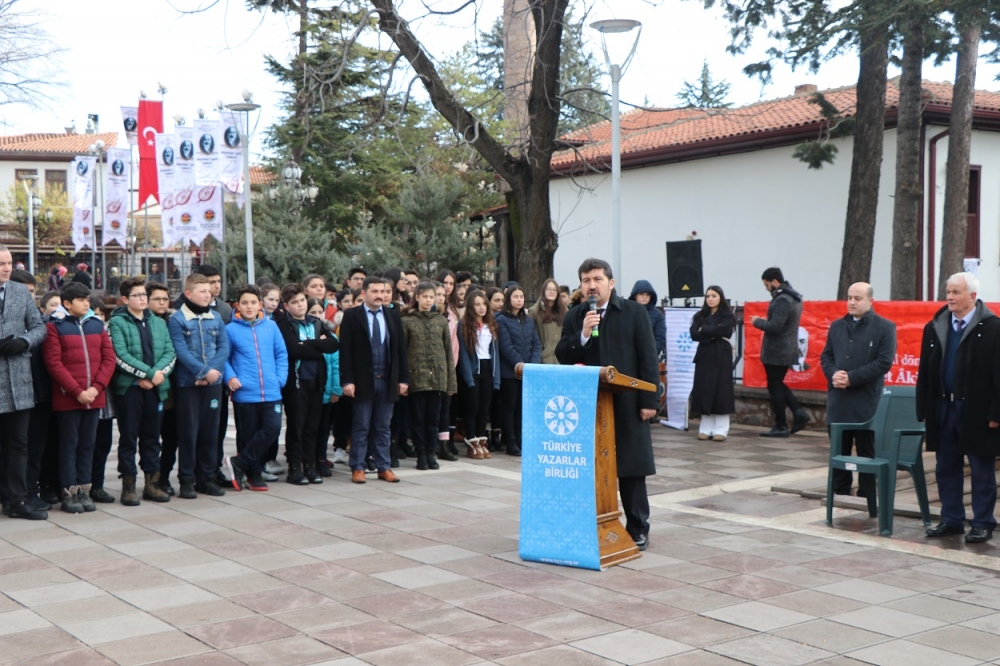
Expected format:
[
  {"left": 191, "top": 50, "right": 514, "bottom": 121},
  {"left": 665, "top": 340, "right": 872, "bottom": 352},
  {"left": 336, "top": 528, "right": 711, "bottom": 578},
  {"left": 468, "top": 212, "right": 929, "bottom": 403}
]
[
  {"left": 0, "top": 245, "right": 48, "bottom": 519},
  {"left": 751, "top": 267, "right": 808, "bottom": 437},
  {"left": 820, "top": 282, "right": 897, "bottom": 497}
]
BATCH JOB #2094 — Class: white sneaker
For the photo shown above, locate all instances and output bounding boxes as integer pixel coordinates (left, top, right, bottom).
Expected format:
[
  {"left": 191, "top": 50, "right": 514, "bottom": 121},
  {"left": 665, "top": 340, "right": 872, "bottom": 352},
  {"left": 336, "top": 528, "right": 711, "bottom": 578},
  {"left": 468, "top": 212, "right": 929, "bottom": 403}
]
[
  {"left": 261, "top": 471, "right": 279, "bottom": 482},
  {"left": 331, "top": 449, "right": 349, "bottom": 464},
  {"left": 264, "top": 460, "right": 285, "bottom": 475}
]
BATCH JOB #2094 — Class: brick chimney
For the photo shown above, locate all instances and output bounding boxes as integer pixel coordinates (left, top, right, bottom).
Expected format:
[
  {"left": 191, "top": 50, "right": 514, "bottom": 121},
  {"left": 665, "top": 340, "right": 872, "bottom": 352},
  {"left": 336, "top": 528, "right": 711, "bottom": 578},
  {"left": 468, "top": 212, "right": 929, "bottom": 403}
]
[{"left": 795, "top": 84, "right": 818, "bottom": 96}]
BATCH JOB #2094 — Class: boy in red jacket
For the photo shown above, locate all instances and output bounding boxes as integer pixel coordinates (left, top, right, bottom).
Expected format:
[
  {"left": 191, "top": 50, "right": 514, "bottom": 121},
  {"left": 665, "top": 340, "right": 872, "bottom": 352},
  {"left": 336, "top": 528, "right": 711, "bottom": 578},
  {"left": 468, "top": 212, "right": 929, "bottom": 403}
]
[{"left": 43, "top": 283, "right": 116, "bottom": 514}]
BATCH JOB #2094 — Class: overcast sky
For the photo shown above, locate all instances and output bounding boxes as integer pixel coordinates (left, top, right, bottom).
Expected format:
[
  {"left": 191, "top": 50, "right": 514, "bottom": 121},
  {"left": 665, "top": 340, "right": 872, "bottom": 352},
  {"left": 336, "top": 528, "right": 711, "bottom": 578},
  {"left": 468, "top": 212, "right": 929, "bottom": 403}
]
[{"left": 8, "top": 0, "right": 1000, "bottom": 163}]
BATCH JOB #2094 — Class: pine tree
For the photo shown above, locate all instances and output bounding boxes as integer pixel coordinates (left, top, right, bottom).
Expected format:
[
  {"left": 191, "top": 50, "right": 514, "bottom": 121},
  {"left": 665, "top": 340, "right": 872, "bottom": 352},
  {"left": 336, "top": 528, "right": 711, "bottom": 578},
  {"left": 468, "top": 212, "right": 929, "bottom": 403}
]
[{"left": 676, "top": 61, "right": 732, "bottom": 108}]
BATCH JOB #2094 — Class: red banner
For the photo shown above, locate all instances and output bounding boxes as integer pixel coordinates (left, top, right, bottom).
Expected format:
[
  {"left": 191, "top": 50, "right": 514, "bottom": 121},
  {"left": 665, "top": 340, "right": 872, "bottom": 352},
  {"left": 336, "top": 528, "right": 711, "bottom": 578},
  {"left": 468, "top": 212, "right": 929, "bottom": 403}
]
[
  {"left": 137, "top": 100, "right": 163, "bottom": 207},
  {"left": 743, "top": 301, "right": 1000, "bottom": 390}
]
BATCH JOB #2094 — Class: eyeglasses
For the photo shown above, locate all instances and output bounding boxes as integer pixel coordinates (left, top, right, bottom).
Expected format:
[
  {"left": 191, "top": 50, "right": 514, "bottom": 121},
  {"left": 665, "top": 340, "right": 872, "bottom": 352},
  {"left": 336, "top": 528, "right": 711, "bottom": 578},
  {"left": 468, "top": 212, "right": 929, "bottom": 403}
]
[{"left": 128, "top": 293, "right": 148, "bottom": 299}]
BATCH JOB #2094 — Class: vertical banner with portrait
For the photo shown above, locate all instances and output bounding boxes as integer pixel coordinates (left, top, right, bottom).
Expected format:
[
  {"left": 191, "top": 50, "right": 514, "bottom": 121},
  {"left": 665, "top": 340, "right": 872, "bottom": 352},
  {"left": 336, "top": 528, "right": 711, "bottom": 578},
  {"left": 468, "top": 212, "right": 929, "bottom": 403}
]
[
  {"left": 194, "top": 185, "right": 223, "bottom": 244},
  {"left": 193, "top": 119, "right": 221, "bottom": 186},
  {"left": 120, "top": 106, "right": 138, "bottom": 146},
  {"left": 103, "top": 148, "right": 130, "bottom": 248},
  {"left": 155, "top": 133, "right": 177, "bottom": 248},
  {"left": 174, "top": 125, "right": 197, "bottom": 246},
  {"left": 72, "top": 156, "right": 96, "bottom": 210},
  {"left": 219, "top": 111, "right": 243, "bottom": 196}
]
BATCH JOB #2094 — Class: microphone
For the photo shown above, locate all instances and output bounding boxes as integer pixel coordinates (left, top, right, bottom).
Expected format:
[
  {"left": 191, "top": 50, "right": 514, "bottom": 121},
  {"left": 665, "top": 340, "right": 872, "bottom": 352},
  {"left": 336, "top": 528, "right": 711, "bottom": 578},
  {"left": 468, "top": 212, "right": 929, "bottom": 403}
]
[{"left": 587, "top": 295, "right": 599, "bottom": 338}]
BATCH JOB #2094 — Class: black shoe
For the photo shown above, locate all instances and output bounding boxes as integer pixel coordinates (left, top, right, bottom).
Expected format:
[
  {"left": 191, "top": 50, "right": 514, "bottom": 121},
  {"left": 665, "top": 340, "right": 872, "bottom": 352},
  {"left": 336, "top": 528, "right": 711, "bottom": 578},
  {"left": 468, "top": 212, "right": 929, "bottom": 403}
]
[
  {"left": 856, "top": 487, "right": 867, "bottom": 498},
  {"left": 966, "top": 527, "right": 993, "bottom": 543},
  {"left": 224, "top": 456, "right": 246, "bottom": 491},
  {"left": 926, "top": 522, "right": 965, "bottom": 538},
  {"left": 833, "top": 489, "right": 852, "bottom": 496},
  {"left": 286, "top": 464, "right": 309, "bottom": 486},
  {"left": 27, "top": 495, "right": 51, "bottom": 511},
  {"left": 505, "top": 444, "right": 522, "bottom": 457},
  {"left": 632, "top": 534, "right": 649, "bottom": 551},
  {"left": 40, "top": 489, "right": 59, "bottom": 505},
  {"left": 195, "top": 480, "right": 226, "bottom": 497},
  {"left": 790, "top": 409, "right": 810, "bottom": 434},
  {"left": 178, "top": 481, "right": 197, "bottom": 499},
  {"left": 760, "top": 426, "right": 790, "bottom": 438},
  {"left": 399, "top": 439, "right": 415, "bottom": 458},
  {"left": 304, "top": 464, "right": 323, "bottom": 484},
  {"left": 8, "top": 499, "right": 47, "bottom": 520},
  {"left": 318, "top": 463, "right": 332, "bottom": 478},
  {"left": 366, "top": 458, "right": 377, "bottom": 472},
  {"left": 437, "top": 443, "right": 458, "bottom": 462},
  {"left": 160, "top": 481, "right": 175, "bottom": 497},
  {"left": 89, "top": 487, "right": 115, "bottom": 503}
]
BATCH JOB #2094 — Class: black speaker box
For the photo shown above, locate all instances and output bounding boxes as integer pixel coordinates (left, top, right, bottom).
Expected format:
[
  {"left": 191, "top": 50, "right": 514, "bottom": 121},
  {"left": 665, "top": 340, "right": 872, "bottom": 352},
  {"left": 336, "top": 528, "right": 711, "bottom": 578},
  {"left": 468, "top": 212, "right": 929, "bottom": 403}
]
[{"left": 666, "top": 240, "right": 704, "bottom": 299}]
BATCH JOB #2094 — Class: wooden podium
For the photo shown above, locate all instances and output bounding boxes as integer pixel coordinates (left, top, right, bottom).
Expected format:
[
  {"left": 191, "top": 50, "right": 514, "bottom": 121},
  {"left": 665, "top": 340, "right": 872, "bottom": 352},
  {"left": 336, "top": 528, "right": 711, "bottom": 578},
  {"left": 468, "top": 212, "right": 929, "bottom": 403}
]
[{"left": 516, "top": 363, "right": 657, "bottom": 569}]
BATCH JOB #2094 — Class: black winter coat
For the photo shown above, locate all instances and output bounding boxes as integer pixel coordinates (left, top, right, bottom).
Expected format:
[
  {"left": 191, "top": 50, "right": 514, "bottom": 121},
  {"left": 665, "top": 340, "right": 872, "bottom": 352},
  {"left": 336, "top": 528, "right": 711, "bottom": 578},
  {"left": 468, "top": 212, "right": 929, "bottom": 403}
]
[
  {"left": 496, "top": 312, "right": 541, "bottom": 379},
  {"left": 689, "top": 310, "right": 735, "bottom": 416},
  {"left": 555, "top": 290, "right": 659, "bottom": 478},
  {"left": 916, "top": 302, "right": 1000, "bottom": 456},
  {"left": 276, "top": 315, "right": 338, "bottom": 391},
  {"left": 820, "top": 309, "right": 896, "bottom": 425},
  {"left": 753, "top": 282, "right": 803, "bottom": 366},
  {"left": 339, "top": 305, "right": 410, "bottom": 403}
]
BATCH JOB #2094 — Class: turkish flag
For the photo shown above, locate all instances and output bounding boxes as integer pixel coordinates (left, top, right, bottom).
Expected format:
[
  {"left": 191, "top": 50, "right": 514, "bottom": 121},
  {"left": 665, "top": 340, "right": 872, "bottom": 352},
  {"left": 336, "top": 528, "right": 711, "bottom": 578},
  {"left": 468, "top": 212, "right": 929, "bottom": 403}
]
[{"left": 137, "top": 100, "right": 163, "bottom": 206}]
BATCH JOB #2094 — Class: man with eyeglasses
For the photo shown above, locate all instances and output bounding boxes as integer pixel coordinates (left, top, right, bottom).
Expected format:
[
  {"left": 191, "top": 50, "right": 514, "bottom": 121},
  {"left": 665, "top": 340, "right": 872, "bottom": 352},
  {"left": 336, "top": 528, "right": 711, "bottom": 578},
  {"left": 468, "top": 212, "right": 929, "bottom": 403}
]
[{"left": 109, "top": 277, "right": 176, "bottom": 505}]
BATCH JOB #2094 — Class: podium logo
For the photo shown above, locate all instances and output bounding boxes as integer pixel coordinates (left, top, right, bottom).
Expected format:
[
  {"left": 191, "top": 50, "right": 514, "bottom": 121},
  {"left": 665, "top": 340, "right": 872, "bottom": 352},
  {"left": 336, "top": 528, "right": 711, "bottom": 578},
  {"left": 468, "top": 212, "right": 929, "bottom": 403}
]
[
  {"left": 545, "top": 396, "right": 579, "bottom": 436},
  {"left": 677, "top": 331, "right": 694, "bottom": 352}
]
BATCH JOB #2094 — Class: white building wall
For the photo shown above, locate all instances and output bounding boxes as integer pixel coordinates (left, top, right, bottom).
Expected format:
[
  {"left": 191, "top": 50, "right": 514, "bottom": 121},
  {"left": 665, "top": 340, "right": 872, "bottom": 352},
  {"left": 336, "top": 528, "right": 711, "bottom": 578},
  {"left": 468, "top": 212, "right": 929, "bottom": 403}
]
[
  {"left": 0, "top": 159, "right": 72, "bottom": 196},
  {"left": 550, "top": 132, "right": 913, "bottom": 304}
]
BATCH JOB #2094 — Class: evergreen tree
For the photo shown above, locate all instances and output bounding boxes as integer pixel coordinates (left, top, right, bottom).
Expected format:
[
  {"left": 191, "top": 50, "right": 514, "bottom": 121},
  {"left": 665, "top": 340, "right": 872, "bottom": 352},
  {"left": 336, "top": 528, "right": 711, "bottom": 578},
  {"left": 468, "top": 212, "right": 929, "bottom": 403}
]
[
  {"left": 676, "top": 61, "right": 732, "bottom": 108},
  {"left": 209, "top": 188, "right": 348, "bottom": 288}
]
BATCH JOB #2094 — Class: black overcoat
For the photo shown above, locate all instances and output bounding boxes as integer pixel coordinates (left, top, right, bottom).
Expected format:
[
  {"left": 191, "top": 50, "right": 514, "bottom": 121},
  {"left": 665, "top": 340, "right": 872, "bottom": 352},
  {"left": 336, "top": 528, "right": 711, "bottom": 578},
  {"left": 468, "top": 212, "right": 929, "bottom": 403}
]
[
  {"left": 689, "top": 310, "right": 736, "bottom": 416},
  {"left": 339, "top": 305, "right": 410, "bottom": 403},
  {"left": 819, "top": 309, "right": 897, "bottom": 425},
  {"left": 915, "top": 302, "right": 1000, "bottom": 456},
  {"left": 555, "top": 290, "right": 659, "bottom": 478}
]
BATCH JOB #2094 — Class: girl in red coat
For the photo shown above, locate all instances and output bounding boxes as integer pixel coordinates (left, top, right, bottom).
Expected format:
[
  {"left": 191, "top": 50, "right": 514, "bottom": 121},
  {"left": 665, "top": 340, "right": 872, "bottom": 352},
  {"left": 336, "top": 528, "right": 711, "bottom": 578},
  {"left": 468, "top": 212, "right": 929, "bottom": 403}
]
[{"left": 43, "top": 283, "right": 116, "bottom": 514}]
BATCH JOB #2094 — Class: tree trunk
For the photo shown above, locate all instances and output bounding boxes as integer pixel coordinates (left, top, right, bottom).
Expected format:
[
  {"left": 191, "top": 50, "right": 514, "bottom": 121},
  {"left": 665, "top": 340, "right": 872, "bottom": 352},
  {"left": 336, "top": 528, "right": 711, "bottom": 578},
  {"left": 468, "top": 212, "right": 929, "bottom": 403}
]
[
  {"left": 291, "top": 0, "right": 309, "bottom": 163},
  {"left": 938, "top": 12, "right": 981, "bottom": 298},
  {"left": 368, "top": 0, "right": 564, "bottom": 297},
  {"left": 837, "top": 23, "right": 888, "bottom": 299},
  {"left": 889, "top": 17, "right": 924, "bottom": 300}
]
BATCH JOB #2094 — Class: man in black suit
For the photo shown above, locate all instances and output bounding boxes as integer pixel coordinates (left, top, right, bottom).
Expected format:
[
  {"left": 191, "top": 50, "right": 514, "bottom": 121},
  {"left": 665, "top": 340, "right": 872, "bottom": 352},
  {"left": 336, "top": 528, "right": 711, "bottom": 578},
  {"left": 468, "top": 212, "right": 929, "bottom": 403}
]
[
  {"left": 340, "top": 276, "right": 410, "bottom": 483},
  {"left": 556, "top": 258, "right": 659, "bottom": 550}
]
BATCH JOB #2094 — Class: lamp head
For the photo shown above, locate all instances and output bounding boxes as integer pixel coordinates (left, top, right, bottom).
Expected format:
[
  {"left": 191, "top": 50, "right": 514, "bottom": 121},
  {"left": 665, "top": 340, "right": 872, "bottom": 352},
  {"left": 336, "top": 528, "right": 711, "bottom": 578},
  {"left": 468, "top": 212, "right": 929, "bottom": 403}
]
[
  {"left": 139, "top": 90, "right": 147, "bottom": 99},
  {"left": 241, "top": 89, "right": 253, "bottom": 103},
  {"left": 197, "top": 107, "right": 206, "bottom": 119},
  {"left": 590, "top": 19, "right": 641, "bottom": 33},
  {"left": 157, "top": 82, "right": 168, "bottom": 95},
  {"left": 95, "top": 139, "right": 105, "bottom": 151}
]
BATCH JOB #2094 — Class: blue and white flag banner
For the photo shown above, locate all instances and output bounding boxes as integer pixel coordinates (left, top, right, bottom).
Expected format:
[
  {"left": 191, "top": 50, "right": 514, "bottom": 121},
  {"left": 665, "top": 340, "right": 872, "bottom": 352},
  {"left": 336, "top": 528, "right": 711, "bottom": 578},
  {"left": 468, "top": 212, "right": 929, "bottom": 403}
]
[
  {"left": 71, "top": 156, "right": 96, "bottom": 209},
  {"left": 193, "top": 119, "right": 221, "bottom": 186},
  {"left": 219, "top": 111, "right": 243, "bottom": 196},
  {"left": 520, "top": 363, "right": 601, "bottom": 571},
  {"left": 663, "top": 308, "right": 700, "bottom": 430},
  {"left": 174, "top": 125, "right": 197, "bottom": 246}
]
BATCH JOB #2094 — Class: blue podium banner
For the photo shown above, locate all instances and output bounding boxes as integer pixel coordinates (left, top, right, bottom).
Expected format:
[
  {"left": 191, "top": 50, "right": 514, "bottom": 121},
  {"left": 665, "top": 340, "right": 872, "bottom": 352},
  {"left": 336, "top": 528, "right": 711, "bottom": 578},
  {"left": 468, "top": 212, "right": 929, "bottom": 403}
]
[{"left": 519, "top": 364, "right": 601, "bottom": 570}]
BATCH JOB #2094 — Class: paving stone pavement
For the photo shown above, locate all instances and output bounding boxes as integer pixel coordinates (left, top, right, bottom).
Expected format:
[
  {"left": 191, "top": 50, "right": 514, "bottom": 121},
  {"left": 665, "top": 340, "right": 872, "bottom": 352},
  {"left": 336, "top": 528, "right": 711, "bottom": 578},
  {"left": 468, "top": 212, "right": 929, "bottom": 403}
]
[{"left": 1, "top": 420, "right": 998, "bottom": 664}]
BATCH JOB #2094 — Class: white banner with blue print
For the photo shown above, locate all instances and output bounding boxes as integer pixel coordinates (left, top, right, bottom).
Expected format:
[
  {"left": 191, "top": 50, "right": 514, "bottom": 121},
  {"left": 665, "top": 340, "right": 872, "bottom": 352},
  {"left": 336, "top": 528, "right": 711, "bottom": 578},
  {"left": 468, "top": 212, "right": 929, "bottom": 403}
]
[
  {"left": 519, "top": 363, "right": 601, "bottom": 571},
  {"left": 663, "top": 308, "right": 700, "bottom": 430}
]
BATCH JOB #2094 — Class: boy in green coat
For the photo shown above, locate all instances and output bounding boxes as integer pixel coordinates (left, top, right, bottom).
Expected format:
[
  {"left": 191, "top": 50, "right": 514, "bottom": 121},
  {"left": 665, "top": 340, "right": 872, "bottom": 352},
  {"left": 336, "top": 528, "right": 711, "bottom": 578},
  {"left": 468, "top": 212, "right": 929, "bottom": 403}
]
[{"left": 109, "top": 277, "right": 176, "bottom": 505}]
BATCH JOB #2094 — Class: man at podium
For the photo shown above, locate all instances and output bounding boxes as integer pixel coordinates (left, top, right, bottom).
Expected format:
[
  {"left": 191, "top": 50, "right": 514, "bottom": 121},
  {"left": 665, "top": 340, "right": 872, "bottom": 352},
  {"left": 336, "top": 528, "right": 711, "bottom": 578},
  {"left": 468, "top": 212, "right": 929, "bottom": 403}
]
[{"left": 556, "top": 258, "right": 660, "bottom": 550}]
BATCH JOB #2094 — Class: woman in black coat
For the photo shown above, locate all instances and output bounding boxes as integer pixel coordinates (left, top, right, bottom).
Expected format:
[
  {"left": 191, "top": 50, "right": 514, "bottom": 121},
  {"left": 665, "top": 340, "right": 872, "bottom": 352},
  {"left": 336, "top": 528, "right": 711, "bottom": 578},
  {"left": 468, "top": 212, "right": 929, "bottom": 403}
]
[{"left": 690, "top": 285, "right": 736, "bottom": 441}]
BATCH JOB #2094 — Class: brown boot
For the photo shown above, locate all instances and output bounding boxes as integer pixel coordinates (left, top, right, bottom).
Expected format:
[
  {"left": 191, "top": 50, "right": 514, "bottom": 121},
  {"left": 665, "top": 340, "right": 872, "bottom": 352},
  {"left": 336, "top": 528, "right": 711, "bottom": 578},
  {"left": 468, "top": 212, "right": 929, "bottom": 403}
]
[
  {"left": 143, "top": 473, "right": 170, "bottom": 503},
  {"left": 120, "top": 477, "right": 140, "bottom": 506},
  {"left": 480, "top": 437, "right": 492, "bottom": 459},
  {"left": 466, "top": 437, "right": 484, "bottom": 460}
]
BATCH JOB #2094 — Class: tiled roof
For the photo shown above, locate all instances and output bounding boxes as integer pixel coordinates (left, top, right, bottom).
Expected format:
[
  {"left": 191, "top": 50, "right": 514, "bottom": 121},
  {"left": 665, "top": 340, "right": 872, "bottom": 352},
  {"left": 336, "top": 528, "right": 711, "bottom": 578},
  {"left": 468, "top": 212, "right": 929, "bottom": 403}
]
[
  {"left": 551, "top": 79, "right": 1000, "bottom": 173},
  {"left": 0, "top": 132, "right": 118, "bottom": 155},
  {"left": 249, "top": 165, "right": 275, "bottom": 186}
]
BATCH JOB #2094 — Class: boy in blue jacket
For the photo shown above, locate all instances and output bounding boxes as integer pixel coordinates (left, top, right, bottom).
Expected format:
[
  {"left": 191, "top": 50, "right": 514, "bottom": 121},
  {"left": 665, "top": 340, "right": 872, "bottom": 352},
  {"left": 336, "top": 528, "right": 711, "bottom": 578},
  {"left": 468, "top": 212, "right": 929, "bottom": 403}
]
[
  {"left": 168, "top": 274, "right": 229, "bottom": 499},
  {"left": 223, "top": 285, "right": 288, "bottom": 491}
]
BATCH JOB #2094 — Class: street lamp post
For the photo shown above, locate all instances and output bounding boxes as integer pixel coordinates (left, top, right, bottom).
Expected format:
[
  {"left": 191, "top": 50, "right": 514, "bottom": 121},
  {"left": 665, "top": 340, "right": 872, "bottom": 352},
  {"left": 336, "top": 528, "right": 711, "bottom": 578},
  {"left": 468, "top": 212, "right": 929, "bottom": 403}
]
[
  {"left": 89, "top": 140, "right": 107, "bottom": 289},
  {"left": 226, "top": 94, "right": 261, "bottom": 285},
  {"left": 268, "top": 157, "right": 318, "bottom": 205},
  {"left": 590, "top": 19, "right": 641, "bottom": 285},
  {"left": 18, "top": 175, "right": 40, "bottom": 275}
]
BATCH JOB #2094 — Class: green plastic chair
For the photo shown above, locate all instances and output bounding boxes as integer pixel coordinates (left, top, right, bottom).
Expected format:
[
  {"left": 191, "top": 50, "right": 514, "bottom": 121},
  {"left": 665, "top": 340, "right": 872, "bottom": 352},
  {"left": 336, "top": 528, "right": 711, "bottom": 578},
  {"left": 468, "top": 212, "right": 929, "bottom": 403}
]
[{"left": 825, "top": 385, "right": 926, "bottom": 536}]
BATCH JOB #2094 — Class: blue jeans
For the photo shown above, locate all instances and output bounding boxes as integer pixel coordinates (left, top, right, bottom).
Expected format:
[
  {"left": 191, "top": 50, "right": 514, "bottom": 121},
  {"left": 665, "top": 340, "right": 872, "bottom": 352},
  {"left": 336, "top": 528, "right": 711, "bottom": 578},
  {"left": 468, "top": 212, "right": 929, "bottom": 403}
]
[
  {"left": 936, "top": 401, "right": 998, "bottom": 531},
  {"left": 350, "top": 378, "right": 394, "bottom": 472}
]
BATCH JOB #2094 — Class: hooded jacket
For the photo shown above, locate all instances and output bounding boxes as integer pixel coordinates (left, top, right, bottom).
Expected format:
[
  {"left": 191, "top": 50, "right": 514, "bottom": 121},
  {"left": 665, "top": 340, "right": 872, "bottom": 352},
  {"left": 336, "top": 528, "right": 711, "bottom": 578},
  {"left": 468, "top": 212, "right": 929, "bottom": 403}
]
[
  {"left": 224, "top": 313, "right": 289, "bottom": 403},
  {"left": 109, "top": 305, "right": 176, "bottom": 402},
  {"left": 43, "top": 311, "right": 116, "bottom": 411},
  {"left": 629, "top": 280, "right": 666, "bottom": 358},
  {"left": 753, "top": 281, "right": 804, "bottom": 366},
  {"left": 496, "top": 311, "right": 542, "bottom": 379},
  {"left": 401, "top": 308, "right": 457, "bottom": 394}
]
